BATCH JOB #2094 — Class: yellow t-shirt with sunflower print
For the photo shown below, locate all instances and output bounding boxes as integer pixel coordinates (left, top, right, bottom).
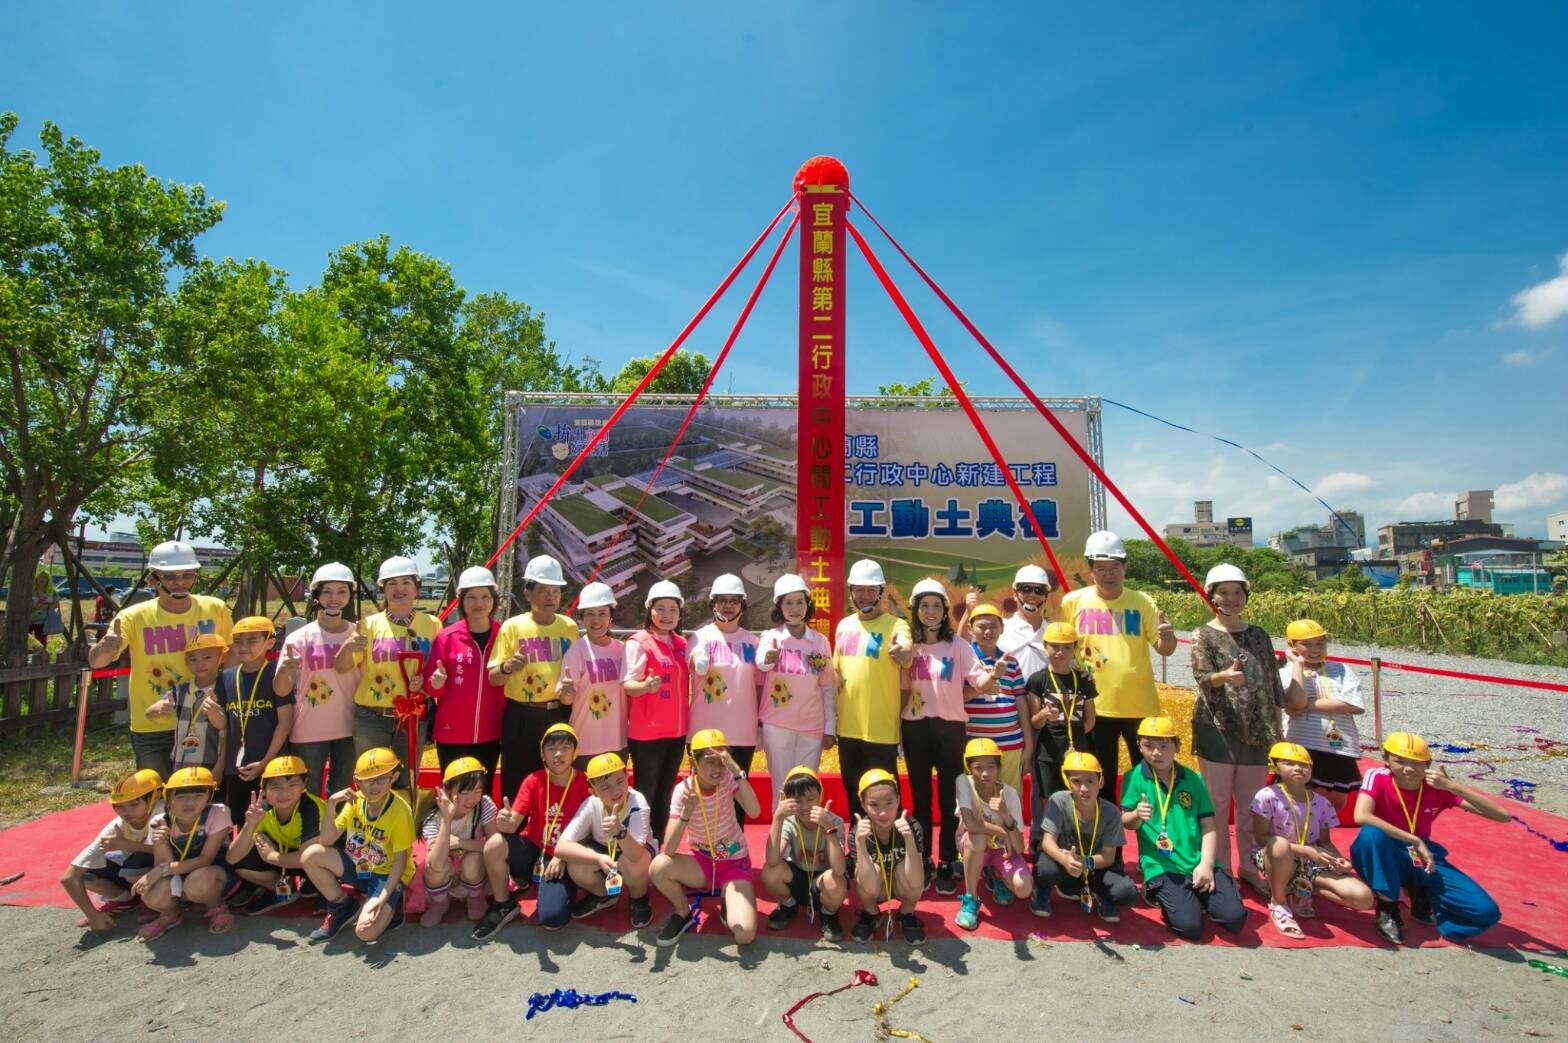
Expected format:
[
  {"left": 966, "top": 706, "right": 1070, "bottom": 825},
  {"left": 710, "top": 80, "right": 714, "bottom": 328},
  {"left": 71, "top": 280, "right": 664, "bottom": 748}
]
[
  {"left": 351, "top": 611, "right": 441, "bottom": 709},
  {"left": 116, "top": 596, "right": 234, "bottom": 734},
  {"left": 488, "top": 612, "right": 579, "bottom": 705}
]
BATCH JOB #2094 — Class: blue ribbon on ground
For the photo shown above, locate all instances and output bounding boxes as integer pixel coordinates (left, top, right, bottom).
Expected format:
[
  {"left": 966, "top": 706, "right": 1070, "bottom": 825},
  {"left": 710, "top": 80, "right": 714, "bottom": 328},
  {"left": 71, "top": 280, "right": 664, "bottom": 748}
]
[{"left": 526, "top": 989, "right": 638, "bottom": 1020}]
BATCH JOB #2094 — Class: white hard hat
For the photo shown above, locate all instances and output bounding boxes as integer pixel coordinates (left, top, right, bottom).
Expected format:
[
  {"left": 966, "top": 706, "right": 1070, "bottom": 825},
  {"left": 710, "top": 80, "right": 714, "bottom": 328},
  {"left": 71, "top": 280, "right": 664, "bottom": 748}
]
[
  {"left": 1204, "top": 563, "right": 1249, "bottom": 592},
  {"left": 457, "top": 566, "right": 497, "bottom": 593},
  {"left": 1084, "top": 530, "right": 1127, "bottom": 560},
  {"left": 1013, "top": 564, "right": 1051, "bottom": 587},
  {"left": 847, "top": 559, "right": 886, "bottom": 586},
  {"left": 523, "top": 554, "right": 566, "bottom": 586},
  {"left": 578, "top": 581, "right": 617, "bottom": 610},
  {"left": 645, "top": 579, "right": 684, "bottom": 606},
  {"left": 909, "top": 578, "right": 949, "bottom": 604},
  {"left": 377, "top": 555, "right": 420, "bottom": 585},
  {"left": 772, "top": 573, "right": 810, "bottom": 600},
  {"left": 148, "top": 540, "right": 199, "bottom": 571},
  {"left": 709, "top": 573, "right": 746, "bottom": 599},
  {"left": 310, "top": 562, "right": 355, "bottom": 588}
]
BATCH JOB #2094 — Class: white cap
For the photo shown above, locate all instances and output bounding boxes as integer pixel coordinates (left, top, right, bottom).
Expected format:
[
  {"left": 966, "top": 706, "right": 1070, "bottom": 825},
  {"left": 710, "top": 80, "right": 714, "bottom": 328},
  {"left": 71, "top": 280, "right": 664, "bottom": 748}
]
[
  {"left": 1084, "top": 531, "right": 1127, "bottom": 560},
  {"left": 377, "top": 555, "right": 420, "bottom": 585},
  {"left": 578, "top": 582, "right": 617, "bottom": 610},
  {"left": 310, "top": 562, "right": 355, "bottom": 588},
  {"left": 709, "top": 573, "right": 746, "bottom": 599},
  {"left": 645, "top": 579, "right": 684, "bottom": 606},
  {"left": 772, "top": 573, "right": 810, "bottom": 600},
  {"left": 1204, "top": 563, "right": 1249, "bottom": 591},
  {"left": 909, "top": 578, "right": 949, "bottom": 604},
  {"left": 148, "top": 540, "right": 199, "bottom": 571},
  {"left": 457, "top": 566, "right": 497, "bottom": 593},
  {"left": 847, "top": 559, "right": 886, "bottom": 586},
  {"left": 1013, "top": 564, "right": 1051, "bottom": 587},
  {"left": 523, "top": 555, "right": 566, "bottom": 586}
]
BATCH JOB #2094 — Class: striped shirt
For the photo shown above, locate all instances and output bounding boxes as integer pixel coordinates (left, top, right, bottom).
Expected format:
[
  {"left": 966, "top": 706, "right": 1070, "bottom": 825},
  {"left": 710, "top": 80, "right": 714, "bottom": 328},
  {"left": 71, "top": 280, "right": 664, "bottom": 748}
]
[
  {"left": 966, "top": 644, "right": 1027, "bottom": 750},
  {"left": 1278, "top": 661, "right": 1365, "bottom": 757}
]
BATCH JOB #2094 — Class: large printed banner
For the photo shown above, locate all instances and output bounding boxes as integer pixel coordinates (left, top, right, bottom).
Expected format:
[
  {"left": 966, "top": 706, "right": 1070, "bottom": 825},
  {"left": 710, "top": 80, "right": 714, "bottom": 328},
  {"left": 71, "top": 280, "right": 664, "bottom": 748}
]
[{"left": 511, "top": 402, "right": 1094, "bottom": 631}]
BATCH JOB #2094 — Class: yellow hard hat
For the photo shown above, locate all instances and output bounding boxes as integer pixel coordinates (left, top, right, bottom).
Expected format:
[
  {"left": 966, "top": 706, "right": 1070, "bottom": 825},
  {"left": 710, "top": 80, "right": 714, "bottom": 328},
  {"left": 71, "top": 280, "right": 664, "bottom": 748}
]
[
  {"left": 1137, "top": 716, "right": 1180, "bottom": 739},
  {"left": 1043, "top": 621, "right": 1079, "bottom": 645},
  {"left": 539, "top": 722, "right": 579, "bottom": 753},
  {"left": 442, "top": 756, "right": 487, "bottom": 784},
  {"left": 262, "top": 755, "right": 309, "bottom": 780},
  {"left": 857, "top": 768, "right": 899, "bottom": 799},
  {"left": 182, "top": 632, "right": 229, "bottom": 654},
  {"left": 1285, "top": 619, "right": 1327, "bottom": 642},
  {"left": 232, "top": 615, "right": 276, "bottom": 636},
  {"left": 1060, "top": 751, "right": 1104, "bottom": 778},
  {"left": 1268, "top": 742, "right": 1313, "bottom": 766},
  {"left": 689, "top": 728, "right": 728, "bottom": 753},
  {"left": 968, "top": 603, "right": 1003, "bottom": 622},
  {"left": 164, "top": 766, "right": 218, "bottom": 791},
  {"left": 110, "top": 768, "right": 163, "bottom": 804},
  {"left": 1382, "top": 732, "right": 1431, "bottom": 762},
  {"left": 783, "top": 765, "right": 821, "bottom": 788},
  {"left": 354, "top": 747, "right": 400, "bottom": 780},
  {"left": 585, "top": 752, "right": 627, "bottom": 780},
  {"left": 963, "top": 737, "right": 1002, "bottom": 765}
]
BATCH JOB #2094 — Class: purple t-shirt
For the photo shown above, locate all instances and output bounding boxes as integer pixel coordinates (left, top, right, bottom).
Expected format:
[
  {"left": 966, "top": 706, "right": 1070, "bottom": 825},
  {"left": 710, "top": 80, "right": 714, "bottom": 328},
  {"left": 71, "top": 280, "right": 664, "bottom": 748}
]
[{"left": 1248, "top": 784, "right": 1336, "bottom": 862}]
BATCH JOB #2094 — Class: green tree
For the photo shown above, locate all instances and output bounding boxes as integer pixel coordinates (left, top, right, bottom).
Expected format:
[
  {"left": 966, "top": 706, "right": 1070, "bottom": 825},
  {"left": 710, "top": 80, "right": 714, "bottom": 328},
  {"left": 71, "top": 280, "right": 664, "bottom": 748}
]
[
  {"left": 609, "top": 349, "right": 710, "bottom": 394},
  {"left": 0, "top": 114, "right": 224, "bottom": 664}
]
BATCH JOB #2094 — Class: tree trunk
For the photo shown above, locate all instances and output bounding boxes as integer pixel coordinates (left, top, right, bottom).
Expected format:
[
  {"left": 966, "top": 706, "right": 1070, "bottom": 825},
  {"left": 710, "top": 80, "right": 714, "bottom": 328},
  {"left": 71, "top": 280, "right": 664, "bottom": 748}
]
[{"left": 3, "top": 540, "right": 48, "bottom": 669}]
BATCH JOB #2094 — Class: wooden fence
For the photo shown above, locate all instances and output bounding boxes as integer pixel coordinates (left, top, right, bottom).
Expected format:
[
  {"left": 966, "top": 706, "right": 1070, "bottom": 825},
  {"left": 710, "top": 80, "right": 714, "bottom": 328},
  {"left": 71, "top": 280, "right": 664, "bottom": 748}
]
[{"left": 0, "top": 659, "right": 122, "bottom": 735}]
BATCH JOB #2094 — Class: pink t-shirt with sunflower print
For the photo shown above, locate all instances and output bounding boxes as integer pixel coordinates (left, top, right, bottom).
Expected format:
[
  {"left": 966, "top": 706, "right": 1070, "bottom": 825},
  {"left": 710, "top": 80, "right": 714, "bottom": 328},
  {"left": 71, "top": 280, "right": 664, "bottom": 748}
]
[
  {"left": 283, "top": 622, "right": 358, "bottom": 743},
  {"left": 687, "top": 622, "right": 761, "bottom": 747},
  {"left": 561, "top": 635, "right": 627, "bottom": 758},
  {"left": 757, "top": 626, "right": 837, "bottom": 736}
]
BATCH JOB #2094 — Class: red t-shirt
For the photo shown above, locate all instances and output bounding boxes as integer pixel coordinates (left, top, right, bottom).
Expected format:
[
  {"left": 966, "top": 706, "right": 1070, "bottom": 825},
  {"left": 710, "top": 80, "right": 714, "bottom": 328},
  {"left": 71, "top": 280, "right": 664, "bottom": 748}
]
[
  {"left": 509, "top": 768, "right": 590, "bottom": 853},
  {"left": 1360, "top": 767, "right": 1461, "bottom": 839}
]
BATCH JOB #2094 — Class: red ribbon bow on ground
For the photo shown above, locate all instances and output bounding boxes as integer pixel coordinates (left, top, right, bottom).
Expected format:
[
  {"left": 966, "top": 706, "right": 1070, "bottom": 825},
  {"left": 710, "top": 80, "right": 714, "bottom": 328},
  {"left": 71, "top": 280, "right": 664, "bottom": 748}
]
[{"left": 782, "top": 969, "right": 879, "bottom": 1042}]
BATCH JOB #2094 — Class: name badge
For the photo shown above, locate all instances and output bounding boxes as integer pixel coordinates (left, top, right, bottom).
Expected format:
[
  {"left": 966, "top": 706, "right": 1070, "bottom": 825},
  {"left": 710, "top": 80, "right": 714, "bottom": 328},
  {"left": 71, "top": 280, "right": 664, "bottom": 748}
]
[{"left": 605, "top": 871, "right": 623, "bottom": 897}]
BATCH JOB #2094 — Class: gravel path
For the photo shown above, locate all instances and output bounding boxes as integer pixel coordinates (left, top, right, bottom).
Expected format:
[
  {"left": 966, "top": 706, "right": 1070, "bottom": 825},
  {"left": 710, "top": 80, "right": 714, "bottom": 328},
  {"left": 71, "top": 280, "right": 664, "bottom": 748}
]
[{"left": 1164, "top": 631, "right": 1568, "bottom": 815}]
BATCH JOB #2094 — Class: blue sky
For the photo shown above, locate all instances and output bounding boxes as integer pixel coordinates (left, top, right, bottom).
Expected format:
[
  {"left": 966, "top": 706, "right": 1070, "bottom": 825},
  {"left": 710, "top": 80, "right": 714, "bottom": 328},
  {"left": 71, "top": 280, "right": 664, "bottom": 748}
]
[{"left": 7, "top": 3, "right": 1568, "bottom": 549}]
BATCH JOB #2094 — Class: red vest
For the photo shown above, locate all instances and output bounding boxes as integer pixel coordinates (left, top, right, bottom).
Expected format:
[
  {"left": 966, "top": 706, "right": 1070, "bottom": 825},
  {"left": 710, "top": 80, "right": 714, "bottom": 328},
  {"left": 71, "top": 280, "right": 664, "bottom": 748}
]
[{"left": 628, "top": 629, "right": 689, "bottom": 741}]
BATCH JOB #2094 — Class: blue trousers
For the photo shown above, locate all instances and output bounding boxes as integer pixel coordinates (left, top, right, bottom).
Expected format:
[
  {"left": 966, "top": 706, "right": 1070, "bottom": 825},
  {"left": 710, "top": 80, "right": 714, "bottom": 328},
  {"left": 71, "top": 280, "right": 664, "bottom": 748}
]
[
  {"left": 1350, "top": 827, "right": 1500, "bottom": 943},
  {"left": 1144, "top": 868, "right": 1247, "bottom": 941}
]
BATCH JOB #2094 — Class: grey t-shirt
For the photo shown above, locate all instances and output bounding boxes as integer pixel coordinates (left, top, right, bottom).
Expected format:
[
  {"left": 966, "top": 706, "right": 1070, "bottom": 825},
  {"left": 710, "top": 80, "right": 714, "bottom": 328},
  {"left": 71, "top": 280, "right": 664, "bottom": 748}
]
[
  {"left": 780, "top": 809, "right": 845, "bottom": 871},
  {"left": 1041, "top": 791, "right": 1122, "bottom": 855}
]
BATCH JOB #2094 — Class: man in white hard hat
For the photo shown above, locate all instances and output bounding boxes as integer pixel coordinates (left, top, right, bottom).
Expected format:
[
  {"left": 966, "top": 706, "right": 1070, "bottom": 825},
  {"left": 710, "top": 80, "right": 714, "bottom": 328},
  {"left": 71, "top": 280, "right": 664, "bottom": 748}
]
[
  {"left": 488, "top": 554, "right": 578, "bottom": 803},
  {"left": 275, "top": 562, "right": 360, "bottom": 794},
  {"left": 832, "top": 558, "right": 914, "bottom": 820},
  {"left": 338, "top": 555, "right": 441, "bottom": 792},
  {"left": 89, "top": 540, "right": 234, "bottom": 778},
  {"left": 999, "top": 564, "right": 1057, "bottom": 681},
  {"left": 1060, "top": 531, "right": 1177, "bottom": 803}
]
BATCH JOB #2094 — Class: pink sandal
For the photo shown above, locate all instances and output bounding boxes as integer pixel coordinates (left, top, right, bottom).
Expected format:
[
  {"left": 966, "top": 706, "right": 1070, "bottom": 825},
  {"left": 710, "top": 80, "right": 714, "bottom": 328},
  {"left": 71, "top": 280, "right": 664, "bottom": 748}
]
[
  {"left": 135, "top": 911, "right": 182, "bottom": 942},
  {"left": 205, "top": 906, "right": 235, "bottom": 934},
  {"left": 1269, "top": 902, "right": 1304, "bottom": 939}
]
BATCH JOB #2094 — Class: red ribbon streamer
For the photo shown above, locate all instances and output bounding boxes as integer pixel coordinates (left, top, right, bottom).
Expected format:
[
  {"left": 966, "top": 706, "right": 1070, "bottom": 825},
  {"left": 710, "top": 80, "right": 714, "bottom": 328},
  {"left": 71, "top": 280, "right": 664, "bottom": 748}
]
[
  {"left": 437, "top": 197, "right": 797, "bottom": 622},
  {"left": 846, "top": 218, "right": 1070, "bottom": 589},
  {"left": 569, "top": 213, "right": 800, "bottom": 612},
  {"left": 394, "top": 650, "right": 427, "bottom": 783},
  {"left": 781, "top": 969, "right": 879, "bottom": 1042},
  {"left": 849, "top": 192, "right": 1214, "bottom": 607}
]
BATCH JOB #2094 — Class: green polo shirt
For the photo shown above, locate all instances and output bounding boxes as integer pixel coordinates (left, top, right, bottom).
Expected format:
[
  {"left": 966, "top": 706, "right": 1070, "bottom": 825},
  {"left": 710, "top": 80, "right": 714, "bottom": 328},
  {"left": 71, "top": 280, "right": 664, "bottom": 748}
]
[{"left": 1119, "top": 763, "right": 1214, "bottom": 881}]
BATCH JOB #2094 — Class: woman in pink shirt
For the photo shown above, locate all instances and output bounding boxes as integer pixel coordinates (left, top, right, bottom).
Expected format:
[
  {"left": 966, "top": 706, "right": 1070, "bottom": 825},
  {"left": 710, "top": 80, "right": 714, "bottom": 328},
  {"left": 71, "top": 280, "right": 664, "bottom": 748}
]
[
  {"left": 688, "top": 573, "right": 761, "bottom": 820},
  {"left": 623, "top": 580, "right": 690, "bottom": 845},
  {"left": 426, "top": 567, "right": 506, "bottom": 791},
  {"left": 559, "top": 582, "right": 627, "bottom": 765},
  {"left": 901, "top": 578, "right": 994, "bottom": 896},
  {"left": 757, "top": 574, "right": 836, "bottom": 807},
  {"left": 276, "top": 563, "right": 361, "bottom": 796}
]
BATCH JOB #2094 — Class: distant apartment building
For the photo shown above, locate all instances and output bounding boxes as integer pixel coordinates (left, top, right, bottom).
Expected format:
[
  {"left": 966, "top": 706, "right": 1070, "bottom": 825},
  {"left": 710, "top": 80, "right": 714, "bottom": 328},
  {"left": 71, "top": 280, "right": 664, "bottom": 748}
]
[
  {"left": 1377, "top": 518, "right": 1503, "bottom": 558},
  {"left": 1454, "top": 490, "right": 1494, "bottom": 524},
  {"left": 42, "top": 532, "right": 239, "bottom": 574},
  {"left": 1163, "top": 500, "right": 1253, "bottom": 548},
  {"left": 1549, "top": 510, "right": 1568, "bottom": 545}
]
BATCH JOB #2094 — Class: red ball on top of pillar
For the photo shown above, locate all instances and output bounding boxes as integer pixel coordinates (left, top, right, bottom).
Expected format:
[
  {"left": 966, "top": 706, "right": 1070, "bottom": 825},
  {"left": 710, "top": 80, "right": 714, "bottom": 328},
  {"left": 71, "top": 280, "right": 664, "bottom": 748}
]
[{"left": 794, "top": 155, "right": 850, "bottom": 194}]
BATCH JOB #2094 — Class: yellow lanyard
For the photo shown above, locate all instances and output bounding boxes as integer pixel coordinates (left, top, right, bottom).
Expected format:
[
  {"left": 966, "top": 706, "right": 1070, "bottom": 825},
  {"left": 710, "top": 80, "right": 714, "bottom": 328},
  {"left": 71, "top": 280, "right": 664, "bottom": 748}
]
[
  {"left": 1279, "top": 785, "right": 1312, "bottom": 845},
  {"left": 172, "top": 807, "right": 204, "bottom": 864},
  {"left": 183, "top": 686, "right": 212, "bottom": 744},
  {"left": 1391, "top": 779, "right": 1424, "bottom": 836},
  {"left": 234, "top": 666, "right": 266, "bottom": 746},
  {"left": 605, "top": 799, "right": 622, "bottom": 864},
  {"left": 802, "top": 815, "right": 825, "bottom": 874},
  {"left": 1047, "top": 669, "right": 1081, "bottom": 750},
  {"left": 697, "top": 779, "right": 722, "bottom": 858},
  {"left": 1071, "top": 797, "right": 1100, "bottom": 867},
  {"left": 869, "top": 827, "right": 896, "bottom": 907},
  {"left": 1150, "top": 769, "right": 1178, "bottom": 833},
  {"left": 543, "top": 771, "right": 575, "bottom": 848}
]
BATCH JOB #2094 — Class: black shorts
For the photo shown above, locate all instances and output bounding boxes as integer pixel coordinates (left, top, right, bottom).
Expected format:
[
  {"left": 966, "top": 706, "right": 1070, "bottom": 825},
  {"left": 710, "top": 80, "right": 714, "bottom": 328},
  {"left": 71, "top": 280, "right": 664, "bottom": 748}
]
[
  {"left": 1306, "top": 750, "right": 1363, "bottom": 793},
  {"left": 786, "top": 862, "right": 821, "bottom": 907},
  {"left": 82, "top": 852, "right": 152, "bottom": 886},
  {"left": 503, "top": 832, "right": 545, "bottom": 884}
]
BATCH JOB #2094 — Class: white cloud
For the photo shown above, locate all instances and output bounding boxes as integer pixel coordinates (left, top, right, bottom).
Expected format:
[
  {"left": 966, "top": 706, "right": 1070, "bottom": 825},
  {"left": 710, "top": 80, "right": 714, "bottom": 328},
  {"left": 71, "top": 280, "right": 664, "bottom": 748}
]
[
  {"left": 1393, "top": 491, "right": 1457, "bottom": 518},
  {"left": 1503, "top": 347, "right": 1553, "bottom": 366},
  {"left": 1315, "top": 471, "right": 1376, "bottom": 498},
  {"left": 1495, "top": 472, "right": 1568, "bottom": 512},
  {"left": 1508, "top": 253, "right": 1568, "bottom": 328}
]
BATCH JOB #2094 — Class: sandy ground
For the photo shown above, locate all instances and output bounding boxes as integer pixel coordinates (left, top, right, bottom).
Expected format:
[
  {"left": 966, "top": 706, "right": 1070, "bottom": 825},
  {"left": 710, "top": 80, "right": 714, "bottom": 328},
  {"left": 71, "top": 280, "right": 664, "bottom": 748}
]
[{"left": 0, "top": 905, "right": 1563, "bottom": 1042}]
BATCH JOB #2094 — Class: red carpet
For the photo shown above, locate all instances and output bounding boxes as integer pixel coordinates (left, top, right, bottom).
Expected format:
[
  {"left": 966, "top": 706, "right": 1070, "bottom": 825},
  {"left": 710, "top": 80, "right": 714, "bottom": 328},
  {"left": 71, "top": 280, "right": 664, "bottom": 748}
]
[{"left": 4, "top": 784, "right": 1565, "bottom": 951}]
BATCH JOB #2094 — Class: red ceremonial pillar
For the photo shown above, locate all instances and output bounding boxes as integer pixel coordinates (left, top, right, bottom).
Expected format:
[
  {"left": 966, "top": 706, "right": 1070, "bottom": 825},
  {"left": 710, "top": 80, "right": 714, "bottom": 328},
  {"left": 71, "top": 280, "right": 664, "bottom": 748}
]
[{"left": 794, "top": 156, "right": 849, "bottom": 639}]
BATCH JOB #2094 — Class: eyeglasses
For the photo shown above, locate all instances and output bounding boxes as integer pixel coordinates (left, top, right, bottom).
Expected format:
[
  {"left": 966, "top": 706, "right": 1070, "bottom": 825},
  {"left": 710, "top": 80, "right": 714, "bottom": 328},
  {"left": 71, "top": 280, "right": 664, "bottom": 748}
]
[{"left": 1014, "top": 584, "right": 1049, "bottom": 595}]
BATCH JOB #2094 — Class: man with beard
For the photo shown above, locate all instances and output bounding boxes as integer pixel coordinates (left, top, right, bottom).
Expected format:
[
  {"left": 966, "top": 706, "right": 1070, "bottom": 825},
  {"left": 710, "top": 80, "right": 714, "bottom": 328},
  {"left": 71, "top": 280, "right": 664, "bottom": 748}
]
[{"left": 89, "top": 541, "right": 234, "bottom": 779}]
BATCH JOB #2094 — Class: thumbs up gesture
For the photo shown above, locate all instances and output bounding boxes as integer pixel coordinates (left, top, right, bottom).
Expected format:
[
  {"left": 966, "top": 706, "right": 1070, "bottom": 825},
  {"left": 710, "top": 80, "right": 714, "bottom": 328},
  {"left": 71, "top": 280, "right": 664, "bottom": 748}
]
[
  {"left": 279, "top": 641, "right": 303, "bottom": 679},
  {"left": 1213, "top": 657, "right": 1246, "bottom": 686},
  {"left": 100, "top": 615, "right": 126, "bottom": 655},
  {"left": 1156, "top": 611, "right": 1174, "bottom": 639},
  {"left": 893, "top": 810, "right": 913, "bottom": 840},
  {"left": 429, "top": 662, "right": 448, "bottom": 691},
  {"left": 344, "top": 619, "right": 368, "bottom": 655}
]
